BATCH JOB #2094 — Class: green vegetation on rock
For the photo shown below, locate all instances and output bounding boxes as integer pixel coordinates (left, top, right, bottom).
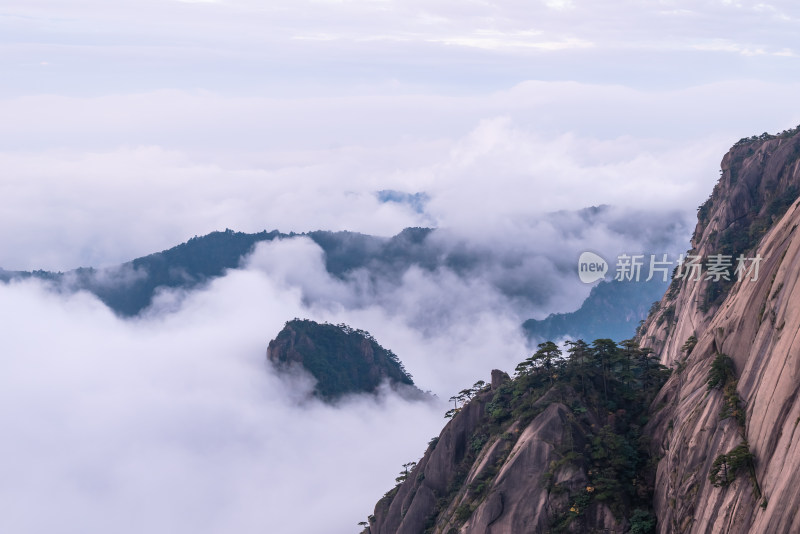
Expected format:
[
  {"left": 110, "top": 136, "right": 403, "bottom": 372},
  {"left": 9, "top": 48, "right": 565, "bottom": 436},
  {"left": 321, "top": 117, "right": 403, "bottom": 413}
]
[
  {"left": 267, "top": 319, "right": 415, "bottom": 400},
  {"left": 372, "top": 338, "right": 670, "bottom": 533}
]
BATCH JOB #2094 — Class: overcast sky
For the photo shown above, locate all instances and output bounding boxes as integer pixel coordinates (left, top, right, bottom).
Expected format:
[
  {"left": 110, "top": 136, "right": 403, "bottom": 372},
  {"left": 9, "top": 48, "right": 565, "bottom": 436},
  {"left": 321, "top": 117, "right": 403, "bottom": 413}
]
[
  {"left": 3, "top": 0, "right": 800, "bottom": 96},
  {"left": 1, "top": 0, "right": 800, "bottom": 269},
  {"left": 2, "top": 2, "right": 800, "bottom": 533}
]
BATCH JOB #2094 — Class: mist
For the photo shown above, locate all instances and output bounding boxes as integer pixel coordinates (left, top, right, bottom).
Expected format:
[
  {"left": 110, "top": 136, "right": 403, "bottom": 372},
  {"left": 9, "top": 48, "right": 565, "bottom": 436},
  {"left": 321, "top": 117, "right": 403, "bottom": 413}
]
[
  {"left": 4, "top": 1, "right": 800, "bottom": 532},
  {"left": 0, "top": 271, "right": 448, "bottom": 533},
  {"left": 1, "top": 82, "right": 793, "bottom": 271},
  {"left": 0, "top": 208, "right": 691, "bottom": 532}
]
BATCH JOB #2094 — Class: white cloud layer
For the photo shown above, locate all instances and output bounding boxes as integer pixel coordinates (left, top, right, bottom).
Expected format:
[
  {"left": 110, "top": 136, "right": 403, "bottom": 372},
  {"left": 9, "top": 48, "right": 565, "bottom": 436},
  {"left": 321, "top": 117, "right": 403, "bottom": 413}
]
[
  {"left": 3, "top": 80, "right": 799, "bottom": 271},
  {"left": 4, "top": 224, "right": 682, "bottom": 531},
  {"left": 0, "top": 268, "right": 455, "bottom": 534},
  {"left": 3, "top": 1, "right": 800, "bottom": 532}
]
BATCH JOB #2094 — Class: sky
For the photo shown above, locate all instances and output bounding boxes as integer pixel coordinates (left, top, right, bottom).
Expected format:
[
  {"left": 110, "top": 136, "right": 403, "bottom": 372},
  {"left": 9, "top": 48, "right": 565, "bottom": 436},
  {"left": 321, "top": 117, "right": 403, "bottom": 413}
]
[
  {"left": 2, "top": 1, "right": 800, "bottom": 533},
  {"left": 1, "top": 0, "right": 800, "bottom": 270}
]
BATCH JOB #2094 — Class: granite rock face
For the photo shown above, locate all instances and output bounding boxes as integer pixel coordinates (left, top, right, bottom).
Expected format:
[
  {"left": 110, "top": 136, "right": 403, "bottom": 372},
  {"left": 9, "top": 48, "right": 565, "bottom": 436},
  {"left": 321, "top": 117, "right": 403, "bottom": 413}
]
[
  {"left": 367, "top": 379, "right": 626, "bottom": 534},
  {"left": 639, "top": 129, "right": 800, "bottom": 533}
]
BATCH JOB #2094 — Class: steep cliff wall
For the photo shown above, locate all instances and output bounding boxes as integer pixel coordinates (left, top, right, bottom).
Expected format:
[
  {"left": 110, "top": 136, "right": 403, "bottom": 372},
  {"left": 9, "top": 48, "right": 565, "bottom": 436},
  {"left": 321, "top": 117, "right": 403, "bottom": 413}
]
[
  {"left": 639, "top": 128, "right": 800, "bottom": 533},
  {"left": 368, "top": 377, "right": 626, "bottom": 534},
  {"left": 640, "top": 129, "right": 800, "bottom": 365}
]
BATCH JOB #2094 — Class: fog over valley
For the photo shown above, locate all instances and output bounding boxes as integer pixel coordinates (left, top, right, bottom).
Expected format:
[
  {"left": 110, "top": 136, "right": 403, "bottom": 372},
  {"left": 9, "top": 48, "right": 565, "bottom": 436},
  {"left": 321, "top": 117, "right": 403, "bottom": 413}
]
[{"left": 3, "top": 1, "right": 800, "bottom": 532}]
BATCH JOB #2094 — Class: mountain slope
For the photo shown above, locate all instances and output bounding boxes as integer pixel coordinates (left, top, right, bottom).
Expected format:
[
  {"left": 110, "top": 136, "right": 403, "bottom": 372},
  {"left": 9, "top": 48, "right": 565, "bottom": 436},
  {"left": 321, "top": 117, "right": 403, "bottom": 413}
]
[
  {"left": 0, "top": 229, "right": 283, "bottom": 315},
  {"left": 0, "top": 228, "right": 435, "bottom": 316},
  {"left": 365, "top": 342, "right": 669, "bottom": 533},
  {"left": 524, "top": 278, "right": 668, "bottom": 343}
]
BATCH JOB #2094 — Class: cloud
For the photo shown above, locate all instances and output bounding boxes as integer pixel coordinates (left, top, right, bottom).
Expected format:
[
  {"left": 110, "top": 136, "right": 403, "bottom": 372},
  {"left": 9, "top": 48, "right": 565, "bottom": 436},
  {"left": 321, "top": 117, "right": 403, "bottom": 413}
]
[
  {"left": 236, "top": 218, "right": 685, "bottom": 390},
  {"left": 246, "top": 236, "right": 357, "bottom": 307},
  {"left": 2, "top": 1, "right": 799, "bottom": 532},
  {"left": 0, "top": 272, "right": 449, "bottom": 534},
  {"left": 0, "top": 210, "right": 699, "bottom": 531},
  {"left": 4, "top": 79, "right": 799, "bottom": 271},
  {"left": 9, "top": 218, "right": 643, "bottom": 531},
  {"left": 428, "top": 32, "right": 594, "bottom": 52}
]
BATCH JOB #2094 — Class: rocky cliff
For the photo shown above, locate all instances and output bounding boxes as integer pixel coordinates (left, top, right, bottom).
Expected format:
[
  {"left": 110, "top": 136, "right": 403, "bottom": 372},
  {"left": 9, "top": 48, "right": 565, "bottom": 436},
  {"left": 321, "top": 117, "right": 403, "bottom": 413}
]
[
  {"left": 638, "top": 126, "right": 800, "bottom": 533},
  {"left": 366, "top": 341, "right": 669, "bottom": 533}
]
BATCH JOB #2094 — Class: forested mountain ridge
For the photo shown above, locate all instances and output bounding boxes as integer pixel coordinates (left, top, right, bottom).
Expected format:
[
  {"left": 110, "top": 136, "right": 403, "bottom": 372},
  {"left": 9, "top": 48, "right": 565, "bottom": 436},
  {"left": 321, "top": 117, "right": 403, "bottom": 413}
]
[
  {"left": 0, "top": 229, "right": 283, "bottom": 315},
  {"left": 0, "top": 228, "right": 432, "bottom": 316},
  {"left": 523, "top": 277, "right": 668, "bottom": 343},
  {"left": 1, "top": 223, "right": 668, "bottom": 343},
  {"left": 267, "top": 319, "right": 422, "bottom": 401}
]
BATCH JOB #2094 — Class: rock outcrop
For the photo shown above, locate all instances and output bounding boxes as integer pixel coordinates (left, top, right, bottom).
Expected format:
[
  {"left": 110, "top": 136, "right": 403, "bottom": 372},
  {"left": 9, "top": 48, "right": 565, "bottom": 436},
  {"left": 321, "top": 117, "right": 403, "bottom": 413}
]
[
  {"left": 366, "top": 347, "right": 666, "bottom": 534},
  {"left": 638, "top": 127, "right": 800, "bottom": 533},
  {"left": 267, "top": 319, "right": 420, "bottom": 401}
]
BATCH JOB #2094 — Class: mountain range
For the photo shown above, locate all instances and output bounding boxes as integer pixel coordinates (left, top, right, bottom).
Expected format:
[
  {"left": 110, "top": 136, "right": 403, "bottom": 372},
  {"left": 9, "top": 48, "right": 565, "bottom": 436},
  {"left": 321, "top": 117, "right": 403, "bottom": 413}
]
[{"left": 1, "top": 223, "right": 668, "bottom": 343}]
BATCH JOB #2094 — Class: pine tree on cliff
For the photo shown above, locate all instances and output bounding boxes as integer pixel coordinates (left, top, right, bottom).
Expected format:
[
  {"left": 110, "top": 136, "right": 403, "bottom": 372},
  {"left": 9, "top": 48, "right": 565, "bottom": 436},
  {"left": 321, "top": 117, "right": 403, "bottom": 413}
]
[
  {"left": 591, "top": 338, "right": 618, "bottom": 403},
  {"left": 566, "top": 339, "right": 592, "bottom": 397}
]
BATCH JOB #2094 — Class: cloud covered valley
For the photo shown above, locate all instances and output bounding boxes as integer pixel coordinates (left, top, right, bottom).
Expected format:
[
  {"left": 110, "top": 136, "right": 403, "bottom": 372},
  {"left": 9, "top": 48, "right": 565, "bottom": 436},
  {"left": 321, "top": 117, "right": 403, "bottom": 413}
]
[{"left": 4, "top": 0, "right": 800, "bottom": 531}]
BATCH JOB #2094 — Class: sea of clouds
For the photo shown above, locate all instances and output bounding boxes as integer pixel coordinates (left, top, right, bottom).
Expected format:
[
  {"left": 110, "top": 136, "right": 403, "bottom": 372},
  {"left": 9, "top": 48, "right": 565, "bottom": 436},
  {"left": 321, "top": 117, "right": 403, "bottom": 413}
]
[{"left": 3, "top": 1, "right": 800, "bottom": 531}]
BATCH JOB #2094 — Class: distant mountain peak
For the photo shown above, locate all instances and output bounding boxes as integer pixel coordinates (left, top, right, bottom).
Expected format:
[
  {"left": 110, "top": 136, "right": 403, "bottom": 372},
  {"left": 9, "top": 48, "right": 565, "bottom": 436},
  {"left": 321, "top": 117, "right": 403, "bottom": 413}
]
[{"left": 266, "top": 319, "right": 422, "bottom": 401}]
